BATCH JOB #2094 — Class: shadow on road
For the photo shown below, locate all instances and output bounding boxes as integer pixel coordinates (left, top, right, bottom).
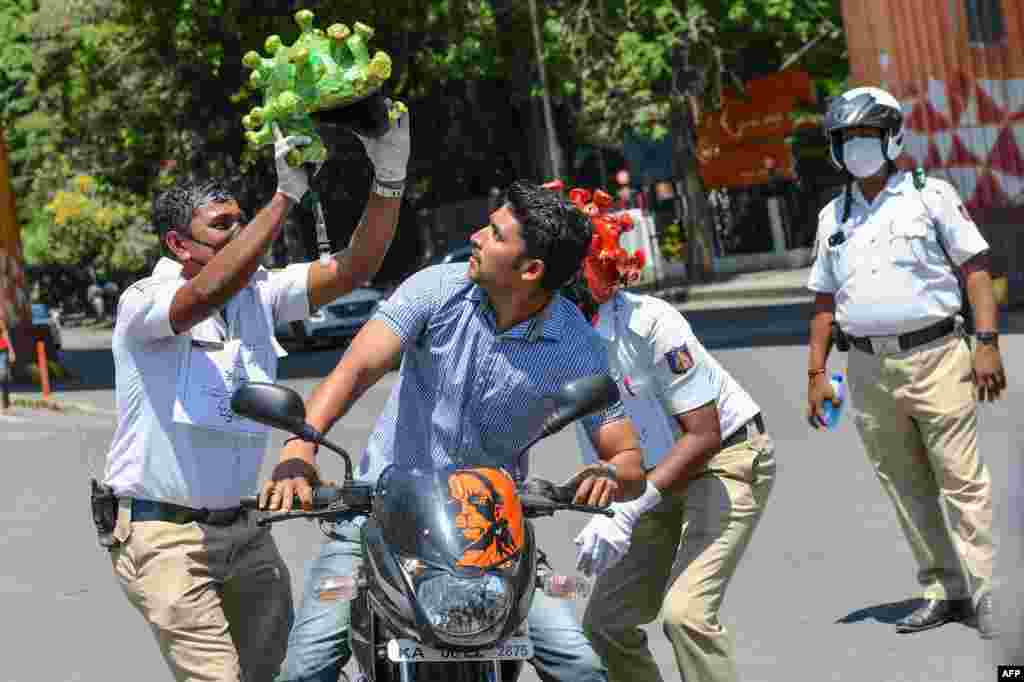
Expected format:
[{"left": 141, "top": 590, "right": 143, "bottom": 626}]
[{"left": 835, "top": 598, "right": 922, "bottom": 625}]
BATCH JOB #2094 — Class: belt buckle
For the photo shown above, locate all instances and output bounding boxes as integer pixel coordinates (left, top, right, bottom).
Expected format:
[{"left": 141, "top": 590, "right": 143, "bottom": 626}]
[{"left": 872, "top": 334, "right": 902, "bottom": 355}]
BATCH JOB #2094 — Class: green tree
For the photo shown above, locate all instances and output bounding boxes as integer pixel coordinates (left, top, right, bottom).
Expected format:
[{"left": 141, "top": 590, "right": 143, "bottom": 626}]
[
  {"left": 4, "top": 0, "right": 531, "bottom": 282},
  {"left": 4, "top": 0, "right": 849, "bottom": 286},
  {"left": 0, "top": 0, "right": 42, "bottom": 188},
  {"left": 542, "top": 0, "right": 847, "bottom": 278},
  {"left": 24, "top": 171, "right": 155, "bottom": 272}
]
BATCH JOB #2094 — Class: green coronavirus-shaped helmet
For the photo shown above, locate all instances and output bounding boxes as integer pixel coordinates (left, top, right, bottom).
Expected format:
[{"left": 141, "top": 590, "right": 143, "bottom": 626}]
[{"left": 242, "top": 9, "right": 401, "bottom": 166}]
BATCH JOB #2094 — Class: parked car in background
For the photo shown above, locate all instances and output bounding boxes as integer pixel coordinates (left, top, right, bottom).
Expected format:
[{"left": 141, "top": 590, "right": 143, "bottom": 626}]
[
  {"left": 275, "top": 287, "right": 386, "bottom": 350},
  {"left": 31, "top": 303, "right": 62, "bottom": 351}
]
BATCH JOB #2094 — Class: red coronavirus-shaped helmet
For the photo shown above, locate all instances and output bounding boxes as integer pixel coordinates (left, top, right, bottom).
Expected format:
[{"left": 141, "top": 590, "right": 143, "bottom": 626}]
[{"left": 543, "top": 179, "right": 645, "bottom": 304}]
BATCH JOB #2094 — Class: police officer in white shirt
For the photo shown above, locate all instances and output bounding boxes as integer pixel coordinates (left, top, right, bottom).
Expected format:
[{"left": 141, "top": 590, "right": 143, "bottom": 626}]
[
  {"left": 569, "top": 190, "right": 776, "bottom": 682},
  {"left": 99, "top": 107, "right": 411, "bottom": 682},
  {"left": 806, "top": 86, "right": 1006, "bottom": 639}
]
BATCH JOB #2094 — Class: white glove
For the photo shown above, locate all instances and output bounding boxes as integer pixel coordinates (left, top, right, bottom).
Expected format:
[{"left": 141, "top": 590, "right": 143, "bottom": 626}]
[
  {"left": 273, "top": 123, "right": 312, "bottom": 202},
  {"left": 574, "top": 480, "right": 663, "bottom": 577},
  {"left": 355, "top": 100, "right": 410, "bottom": 184},
  {"left": 574, "top": 510, "right": 634, "bottom": 577}
]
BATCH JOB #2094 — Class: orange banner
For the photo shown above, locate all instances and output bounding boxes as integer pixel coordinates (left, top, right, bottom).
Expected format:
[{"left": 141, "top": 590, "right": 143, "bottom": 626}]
[
  {"left": 698, "top": 141, "right": 798, "bottom": 190},
  {"left": 696, "top": 70, "right": 817, "bottom": 189}
]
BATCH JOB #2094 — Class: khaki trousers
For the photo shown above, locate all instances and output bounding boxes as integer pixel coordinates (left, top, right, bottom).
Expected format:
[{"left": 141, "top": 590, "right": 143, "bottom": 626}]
[
  {"left": 110, "top": 501, "right": 294, "bottom": 681},
  {"left": 584, "top": 434, "right": 776, "bottom": 682},
  {"left": 848, "top": 333, "right": 994, "bottom": 601}
]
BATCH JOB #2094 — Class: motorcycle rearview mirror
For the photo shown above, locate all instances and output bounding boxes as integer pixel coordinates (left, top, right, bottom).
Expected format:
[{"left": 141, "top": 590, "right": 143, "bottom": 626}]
[
  {"left": 538, "top": 374, "right": 620, "bottom": 439},
  {"left": 231, "top": 382, "right": 309, "bottom": 435},
  {"left": 230, "top": 383, "right": 355, "bottom": 481},
  {"left": 514, "top": 374, "right": 620, "bottom": 480}
]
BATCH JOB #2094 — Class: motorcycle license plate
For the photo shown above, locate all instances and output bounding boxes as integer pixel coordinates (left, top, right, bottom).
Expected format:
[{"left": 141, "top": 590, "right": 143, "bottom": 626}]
[{"left": 386, "top": 636, "right": 533, "bottom": 663}]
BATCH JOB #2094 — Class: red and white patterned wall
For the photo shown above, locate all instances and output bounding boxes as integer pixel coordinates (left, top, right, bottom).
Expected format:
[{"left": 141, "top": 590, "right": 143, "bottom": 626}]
[{"left": 900, "top": 75, "right": 1024, "bottom": 211}]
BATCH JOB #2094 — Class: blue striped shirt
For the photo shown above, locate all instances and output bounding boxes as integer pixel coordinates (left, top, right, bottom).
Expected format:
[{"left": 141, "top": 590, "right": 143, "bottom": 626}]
[{"left": 358, "top": 263, "right": 625, "bottom": 482}]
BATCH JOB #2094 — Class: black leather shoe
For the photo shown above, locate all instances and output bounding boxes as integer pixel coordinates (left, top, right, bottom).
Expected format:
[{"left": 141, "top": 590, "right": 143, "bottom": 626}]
[{"left": 894, "top": 598, "right": 971, "bottom": 633}]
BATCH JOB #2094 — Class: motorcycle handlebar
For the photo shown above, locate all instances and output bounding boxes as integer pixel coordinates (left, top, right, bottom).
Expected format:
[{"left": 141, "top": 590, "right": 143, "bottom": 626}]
[
  {"left": 519, "top": 491, "right": 615, "bottom": 518},
  {"left": 241, "top": 480, "right": 611, "bottom": 524},
  {"left": 239, "top": 484, "right": 366, "bottom": 513}
]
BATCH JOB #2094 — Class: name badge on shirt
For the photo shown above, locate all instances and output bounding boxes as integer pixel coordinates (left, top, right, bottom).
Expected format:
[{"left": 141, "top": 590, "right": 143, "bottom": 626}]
[{"left": 172, "top": 338, "right": 274, "bottom": 434}]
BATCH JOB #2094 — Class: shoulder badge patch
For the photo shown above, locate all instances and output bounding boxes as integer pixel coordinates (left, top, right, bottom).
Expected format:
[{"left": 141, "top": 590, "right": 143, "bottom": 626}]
[{"left": 665, "top": 344, "right": 694, "bottom": 375}]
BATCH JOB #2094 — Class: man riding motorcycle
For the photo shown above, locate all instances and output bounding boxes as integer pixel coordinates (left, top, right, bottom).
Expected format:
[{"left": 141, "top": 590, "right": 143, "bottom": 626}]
[{"left": 265, "top": 180, "right": 647, "bottom": 682}]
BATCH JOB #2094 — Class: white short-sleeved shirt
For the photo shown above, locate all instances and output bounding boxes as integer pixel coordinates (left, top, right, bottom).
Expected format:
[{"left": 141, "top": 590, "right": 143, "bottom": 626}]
[
  {"left": 576, "top": 291, "right": 760, "bottom": 468},
  {"left": 807, "top": 171, "right": 989, "bottom": 337},
  {"left": 103, "top": 257, "right": 312, "bottom": 510}
]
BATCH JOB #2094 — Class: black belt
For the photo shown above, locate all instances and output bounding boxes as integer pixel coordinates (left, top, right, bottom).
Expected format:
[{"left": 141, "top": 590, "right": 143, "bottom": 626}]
[
  {"left": 131, "top": 499, "right": 245, "bottom": 526},
  {"left": 721, "top": 413, "right": 766, "bottom": 449},
  {"left": 848, "top": 317, "right": 957, "bottom": 355}
]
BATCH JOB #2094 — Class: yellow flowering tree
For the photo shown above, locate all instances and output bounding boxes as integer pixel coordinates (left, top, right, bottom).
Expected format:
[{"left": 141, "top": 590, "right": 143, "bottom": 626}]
[{"left": 23, "top": 172, "right": 156, "bottom": 274}]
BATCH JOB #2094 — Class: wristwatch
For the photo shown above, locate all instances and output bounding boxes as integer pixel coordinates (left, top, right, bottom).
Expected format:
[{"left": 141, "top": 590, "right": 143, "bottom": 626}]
[{"left": 975, "top": 331, "right": 999, "bottom": 347}]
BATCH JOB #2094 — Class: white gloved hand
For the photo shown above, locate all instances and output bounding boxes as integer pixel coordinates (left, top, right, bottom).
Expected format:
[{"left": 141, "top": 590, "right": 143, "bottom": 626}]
[
  {"left": 355, "top": 100, "right": 410, "bottom": 184},
  {"left": 574, "top": 480, "right": 663, "bottom": 577},
  {"left": 273, "top": 123, "right": 312, "bottom": 203},
  {"left": 574, "top": 505, "right": 637, "bottom": 577}
]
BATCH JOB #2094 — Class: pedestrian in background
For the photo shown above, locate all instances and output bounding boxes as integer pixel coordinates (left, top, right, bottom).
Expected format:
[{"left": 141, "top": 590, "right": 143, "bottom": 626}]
[
  {"left": 87, "top": 280, "right": 105, "bottom": 321},
  {"left": 806, "top": 86, "right": 1006, "bottom": 639},
  {"left": 0, "top": 308, "right": 14, "bottom": 411},
  {"left": 103, "top": 280, "right": 120, "bottom": 323}
]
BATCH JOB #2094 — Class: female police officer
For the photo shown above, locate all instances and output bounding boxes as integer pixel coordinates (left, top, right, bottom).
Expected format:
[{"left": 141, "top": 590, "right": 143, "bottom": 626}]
[{"left": 806, "top": 86, "right": 1007, "bottom": 639}]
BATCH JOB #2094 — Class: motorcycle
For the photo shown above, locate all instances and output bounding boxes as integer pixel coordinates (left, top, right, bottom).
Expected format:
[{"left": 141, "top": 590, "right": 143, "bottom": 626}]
[{"left": 231, "top": 374, "right": 620, "bottom": 682}]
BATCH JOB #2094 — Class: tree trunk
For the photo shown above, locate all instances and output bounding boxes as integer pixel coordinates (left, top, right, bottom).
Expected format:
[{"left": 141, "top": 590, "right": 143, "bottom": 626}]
[
  {"left": 527, "top": 0, "right": 563, "bottom": 181},
  {"left": 670, "top": 33, "right": 715, "bottom": 283},
  {"left": 492, "top": 0, "right": 562, "bottom": 183}
]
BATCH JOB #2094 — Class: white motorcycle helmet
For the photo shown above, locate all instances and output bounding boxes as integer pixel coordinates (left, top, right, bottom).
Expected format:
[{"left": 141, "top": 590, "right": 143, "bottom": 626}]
[{"left": 825, "top": 86, "right": 904, "bottom": 172}]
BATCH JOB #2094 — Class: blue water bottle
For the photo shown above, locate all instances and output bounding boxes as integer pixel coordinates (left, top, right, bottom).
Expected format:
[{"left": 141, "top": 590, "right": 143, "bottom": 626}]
[{"left": 821, "top": 373, "right": 845, "bottom": 430}]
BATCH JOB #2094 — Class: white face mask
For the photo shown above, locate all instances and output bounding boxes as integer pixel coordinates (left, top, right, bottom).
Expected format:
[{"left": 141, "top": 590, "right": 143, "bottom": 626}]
[{"left": 843, "top": 137, "right": 886, "bottom": 178}]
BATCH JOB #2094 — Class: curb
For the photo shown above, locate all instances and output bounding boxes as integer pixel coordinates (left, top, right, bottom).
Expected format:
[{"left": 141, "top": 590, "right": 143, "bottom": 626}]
[
  {"left": 656, "top": 283, "right": 813, "bottom": 305},
  {"left": 9, "top": 394, "right": 117, "bottom": 418}
]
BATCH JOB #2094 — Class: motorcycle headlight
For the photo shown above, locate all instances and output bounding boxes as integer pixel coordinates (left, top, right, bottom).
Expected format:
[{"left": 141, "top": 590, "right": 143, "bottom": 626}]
[{"left": 415, "top": 570, "right": 512, "bottom": 639}]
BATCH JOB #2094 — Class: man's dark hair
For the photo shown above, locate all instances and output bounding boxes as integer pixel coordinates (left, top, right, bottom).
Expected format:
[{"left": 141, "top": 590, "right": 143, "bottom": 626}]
[
  {"left": 152, "top": 179, "right": 236, "bottom": 241},
  {"left": 504, "top": 180, "right": 592, "bottom": 291}
]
